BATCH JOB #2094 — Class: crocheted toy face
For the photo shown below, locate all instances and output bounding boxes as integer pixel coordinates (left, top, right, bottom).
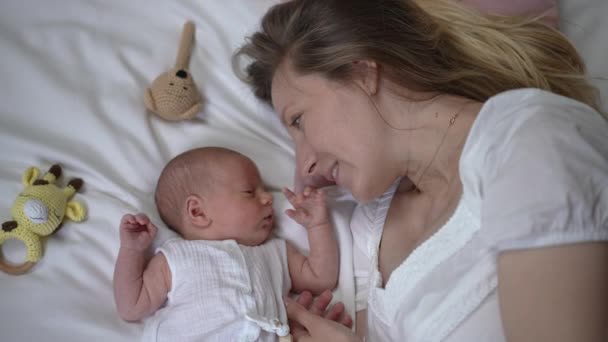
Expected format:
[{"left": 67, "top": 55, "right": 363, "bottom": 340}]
[
  {"left": 144, "top": 67, "right": 202, "bottom": 121},
  {"left": 11, "top": 169, "right": 84, "bottom": 236},
  {"left": 143, "top": 21, "right": 203, "bottom": 121},
  {"left": 0, "top": 165, "right": 86, "bottom": 275}
]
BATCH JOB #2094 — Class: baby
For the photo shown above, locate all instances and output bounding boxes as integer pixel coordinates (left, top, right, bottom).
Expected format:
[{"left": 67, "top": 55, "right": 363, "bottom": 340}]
[{"left": 113, "top": 147, "right": 338, "bottom": 342}]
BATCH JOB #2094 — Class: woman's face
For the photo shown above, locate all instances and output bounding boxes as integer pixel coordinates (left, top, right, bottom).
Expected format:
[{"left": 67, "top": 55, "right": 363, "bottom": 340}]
[{"left": 271, "top": 63, "right": 398, "bottom": 202}]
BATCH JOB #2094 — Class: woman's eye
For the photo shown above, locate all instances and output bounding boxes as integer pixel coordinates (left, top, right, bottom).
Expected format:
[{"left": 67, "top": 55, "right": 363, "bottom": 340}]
[
  {"left": 289, "top": 114, "right": 302, "bottom": 129},
  {"left": 243, "top": 190, "right": 254, "bottom": 195}
]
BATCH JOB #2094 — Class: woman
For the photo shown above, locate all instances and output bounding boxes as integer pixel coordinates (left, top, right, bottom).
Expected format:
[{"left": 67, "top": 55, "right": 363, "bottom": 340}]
[{"left": 234, "top": 0, "right": 608, "bottom": 341}]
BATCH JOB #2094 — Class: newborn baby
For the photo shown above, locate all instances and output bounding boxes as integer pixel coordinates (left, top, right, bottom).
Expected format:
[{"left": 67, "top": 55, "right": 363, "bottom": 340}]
[{"left": 113, "top": 147, "right": 338, "bottom": 342}]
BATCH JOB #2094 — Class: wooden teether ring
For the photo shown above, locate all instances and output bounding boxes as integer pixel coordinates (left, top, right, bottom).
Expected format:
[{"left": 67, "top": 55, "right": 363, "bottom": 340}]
[
  {"left": 0, "top": 237, "right": 37, "bottom": 275},
  {"left": 0, "top": 259, "right": 35, "bottom": 275}
]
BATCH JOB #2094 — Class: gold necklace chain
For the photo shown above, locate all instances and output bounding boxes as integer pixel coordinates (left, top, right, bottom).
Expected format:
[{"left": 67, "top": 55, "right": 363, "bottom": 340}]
[{"left": 411, "top": 101, "right": 470, "bottom": 193}]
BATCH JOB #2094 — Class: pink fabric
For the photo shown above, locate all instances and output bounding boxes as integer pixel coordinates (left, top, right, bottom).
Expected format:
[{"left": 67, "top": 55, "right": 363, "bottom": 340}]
[{"left": 458, "top": 0, "right": 558, "bottom": 27}]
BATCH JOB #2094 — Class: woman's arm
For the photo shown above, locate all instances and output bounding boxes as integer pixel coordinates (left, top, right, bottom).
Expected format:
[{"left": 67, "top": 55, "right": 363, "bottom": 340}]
[{"left": 497, "top": 242, "right": 608, "bottom": 341}]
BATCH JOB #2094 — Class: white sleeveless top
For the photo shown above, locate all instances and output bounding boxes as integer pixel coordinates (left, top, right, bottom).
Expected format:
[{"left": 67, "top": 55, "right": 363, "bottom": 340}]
[
  {"left": 142, "top": 238, "right": 291, "bottom": 342},
  {"left": 352, "top": 88, "right": 608, "bottom": 341}
]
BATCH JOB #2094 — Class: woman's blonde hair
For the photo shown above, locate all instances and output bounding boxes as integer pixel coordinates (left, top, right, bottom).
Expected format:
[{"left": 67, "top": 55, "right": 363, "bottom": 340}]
[{"left": 234, "top": 0, "right": 602, "bottom": 114}]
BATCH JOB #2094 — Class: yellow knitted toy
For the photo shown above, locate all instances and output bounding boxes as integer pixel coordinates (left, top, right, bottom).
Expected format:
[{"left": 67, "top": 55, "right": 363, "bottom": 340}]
[
  {"left": 144, "top": 21, "right": 203, "bottom": 121},
  {"left": 0, "top": 164, "right": 86, "bottom": 275}
]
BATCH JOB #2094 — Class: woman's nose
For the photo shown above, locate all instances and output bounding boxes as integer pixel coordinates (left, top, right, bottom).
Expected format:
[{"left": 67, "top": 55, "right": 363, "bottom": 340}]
[{"left": 296, "top": 140, "right": 318, "bottom": 178}]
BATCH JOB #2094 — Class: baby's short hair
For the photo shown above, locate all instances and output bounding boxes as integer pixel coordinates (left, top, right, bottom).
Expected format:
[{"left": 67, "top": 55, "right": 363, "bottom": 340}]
[{"left": 154, "top": 147, "right": 242, "bottom": 232}]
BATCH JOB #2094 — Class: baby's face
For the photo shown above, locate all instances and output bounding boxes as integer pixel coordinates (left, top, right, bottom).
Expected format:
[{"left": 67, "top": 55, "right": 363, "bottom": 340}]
[{"left": 205, "top": 156, "right": 274, "bottom": 246}]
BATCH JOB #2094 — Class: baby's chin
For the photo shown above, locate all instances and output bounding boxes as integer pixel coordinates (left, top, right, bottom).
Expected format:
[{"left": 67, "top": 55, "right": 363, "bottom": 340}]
[
  {"left": 236, "top": 236, "right": 269, "bottom": 247},
  {"left": 239, "top": 227, "right": 274, "bottom": 247}
]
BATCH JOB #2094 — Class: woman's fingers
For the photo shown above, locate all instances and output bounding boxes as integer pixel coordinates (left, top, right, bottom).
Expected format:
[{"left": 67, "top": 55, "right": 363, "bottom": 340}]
[
  {"left": 340, "top": 312, "right": 354, "bottom": 328},
  {"left": 324, "top": 301, "right": 353, "bottom": 328},
  {"left": 296, "top": 291, "right": 314, "bottom": 309},
  {"left": 324, "top": 302, "right": 345, "bottom": 321},
  {"left": 286, "top": 297, "right": 318, "bottom": 329},
  {"left": 310, "top": 290, "right": 333, "bottom": 316}
]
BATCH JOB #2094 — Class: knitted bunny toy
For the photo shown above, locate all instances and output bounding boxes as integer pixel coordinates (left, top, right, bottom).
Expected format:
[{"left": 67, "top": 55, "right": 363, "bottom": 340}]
[
  {"left": 0, "top": 165, "right": 86, "bottom": 275},
  {"left": 144, "top": 21, "right": 203, "bottom": 121}
]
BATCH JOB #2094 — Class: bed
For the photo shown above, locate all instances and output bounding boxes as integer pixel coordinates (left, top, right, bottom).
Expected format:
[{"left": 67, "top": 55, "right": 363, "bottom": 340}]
[{"left": 0, "top": 0, "right": 606, "bottom": 341}]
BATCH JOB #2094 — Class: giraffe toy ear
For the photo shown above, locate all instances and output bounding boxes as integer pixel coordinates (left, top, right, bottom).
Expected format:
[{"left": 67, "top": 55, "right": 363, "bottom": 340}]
[
  {"left": 21, "top": 167, "right": 40, "bottom": 186},
  {"left": 65, "top": 201, "right": 86, "bottom": 222}
]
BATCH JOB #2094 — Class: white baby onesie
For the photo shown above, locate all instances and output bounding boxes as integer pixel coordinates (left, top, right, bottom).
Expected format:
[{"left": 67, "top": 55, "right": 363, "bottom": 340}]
[{"left": 141, "top": 238, "right": 291, "bottom": 342}]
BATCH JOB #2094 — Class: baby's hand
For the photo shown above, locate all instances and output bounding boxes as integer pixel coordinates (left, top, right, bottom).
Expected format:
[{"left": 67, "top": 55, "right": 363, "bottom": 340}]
[
  {"left": 283, "top": 186, "right": 330, "bottom": 230},
  {"left": 119, "top": 213, "right": 158, "bottom": 252}
]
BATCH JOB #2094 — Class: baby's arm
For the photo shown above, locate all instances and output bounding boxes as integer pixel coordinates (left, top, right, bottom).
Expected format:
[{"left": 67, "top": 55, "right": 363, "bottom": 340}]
[
  {"left": 113, "top": 214, "right": 172, "bottom": 322},
  {"left": 284, "top": 187, "right": 338, "bottom": 294}
]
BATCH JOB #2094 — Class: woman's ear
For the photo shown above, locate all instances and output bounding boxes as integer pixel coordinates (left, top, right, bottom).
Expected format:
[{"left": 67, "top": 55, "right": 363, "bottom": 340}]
[
  {"left": 353, "top": 60, "right": 379, "bottom": 96},
  {"left": 185, "top": 195, "right": 211, "bottom": 228}
]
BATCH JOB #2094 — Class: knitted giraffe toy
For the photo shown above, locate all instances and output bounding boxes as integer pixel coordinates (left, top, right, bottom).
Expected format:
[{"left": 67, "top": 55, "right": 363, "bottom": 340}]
[
  {"left": 0, "top": 165, "right": 86, "bottom": 275},
  {"left": 144, "top": 21, "right": 203, "bottom": 121}
]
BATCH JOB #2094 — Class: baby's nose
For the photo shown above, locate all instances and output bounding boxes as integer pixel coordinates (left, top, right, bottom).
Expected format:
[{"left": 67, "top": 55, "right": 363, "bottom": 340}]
[{"left": 261, "top": 192, "right": 273, "bottom": 205}]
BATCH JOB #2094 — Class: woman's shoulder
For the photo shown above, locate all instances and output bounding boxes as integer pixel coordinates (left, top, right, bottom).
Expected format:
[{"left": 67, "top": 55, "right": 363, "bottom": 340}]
[
  {"left": 471, "top": 88, "right": 603, "bottom": 139},
  {"left": 461, "top": 88, "right": 606, "bottom": 170},
  {"left": 461, "top": 88, "right": 608, "bottom": 253}
]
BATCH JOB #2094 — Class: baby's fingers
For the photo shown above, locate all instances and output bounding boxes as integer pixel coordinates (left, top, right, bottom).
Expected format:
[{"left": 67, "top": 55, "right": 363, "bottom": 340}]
[
  {"left": 310, "top": 188, "right": 326, "bottom": 202},
  {"left": 121, "top": 214, "right": 136, "bottom": 225},
  {"left": 283, "top": 187, "right": 297, "bottom": 205},
  {"left": 285, "top": 208, "right": 310, "bottom": 223},
  {"left": 134, "top": 213, "right": 150, "bottom": 225}
]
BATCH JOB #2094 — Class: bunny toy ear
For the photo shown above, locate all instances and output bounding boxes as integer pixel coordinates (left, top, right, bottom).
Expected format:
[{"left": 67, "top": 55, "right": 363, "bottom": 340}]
[{"left": 174, "top": 21, "right": 195, "bottom": 70}]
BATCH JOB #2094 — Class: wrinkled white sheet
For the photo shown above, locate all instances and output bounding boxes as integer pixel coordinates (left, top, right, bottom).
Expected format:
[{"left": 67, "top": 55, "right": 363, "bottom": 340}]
[
  {"left": 0, "top": 1, "right": 356, "bottom": 341},
  {"left": 0, "top": 0, "right": 605, "bottom": 341}
]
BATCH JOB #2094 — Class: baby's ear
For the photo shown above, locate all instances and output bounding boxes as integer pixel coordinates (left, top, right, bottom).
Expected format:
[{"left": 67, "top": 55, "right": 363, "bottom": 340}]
[{"left": 186, "top": 195, "right": 211, "bottom": 227}]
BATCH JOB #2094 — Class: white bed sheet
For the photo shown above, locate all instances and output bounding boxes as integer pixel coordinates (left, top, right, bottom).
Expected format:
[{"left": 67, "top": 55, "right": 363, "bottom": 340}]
[
  {"left": 0, "top": 0, "right": 606, "bottom": 341},
  {"left": 0, "top": 1, "right": 356, "bottom": 341}
]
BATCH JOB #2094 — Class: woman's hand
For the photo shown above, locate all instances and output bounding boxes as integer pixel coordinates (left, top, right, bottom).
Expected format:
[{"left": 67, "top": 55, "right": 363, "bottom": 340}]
[{"left": 287, "top": 290, "right": 360, "bottom": 342}]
